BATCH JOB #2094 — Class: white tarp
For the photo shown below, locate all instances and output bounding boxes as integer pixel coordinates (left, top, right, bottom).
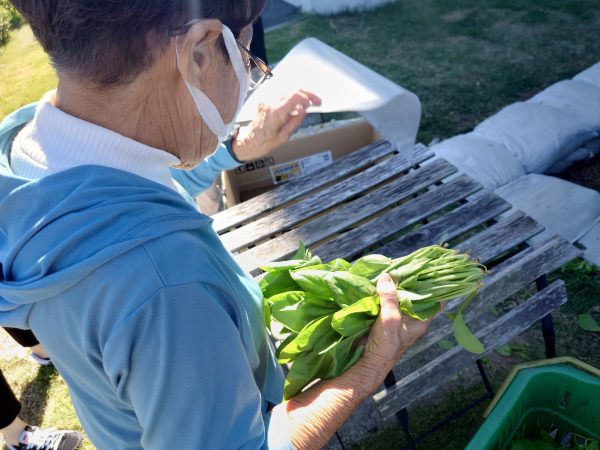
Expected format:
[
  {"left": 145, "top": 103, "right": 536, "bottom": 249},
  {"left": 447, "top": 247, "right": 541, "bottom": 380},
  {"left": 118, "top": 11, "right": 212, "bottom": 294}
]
[
  {"left": 430, "top": 133, "right": 524, "bottom": 190},
  {"left": 547, "top": 137, "right": 600, "bottom": 174},
  {"left": 285, "top": 0, "right": 394, "bottom": 14},
  {"left": 473, "top": 102, "right": 598, "bottom": 173},
  {"left": 529, "top": 80, "right": 600, "bottom": 131},
  {"left": 238, "top": 38, "right": 421, "bottom": 154},
  {"left": 579, "top": 222, "right": 600, "bottom": 267},
  {"left": 574, "top": 61, "right": 600, "bottom": 88},
  {"left": 495, "top": 174, "right": 600, "bottom": 243}
]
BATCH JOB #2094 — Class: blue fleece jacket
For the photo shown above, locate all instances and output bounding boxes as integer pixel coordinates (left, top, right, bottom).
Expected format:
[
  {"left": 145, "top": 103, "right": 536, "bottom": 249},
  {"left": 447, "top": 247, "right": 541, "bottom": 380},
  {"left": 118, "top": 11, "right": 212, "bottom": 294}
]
[
  {"left": 0, "top": 102, "right": 243, "bottom": 198},
  {"left": 0, "top": 106, "right": 292, "bottom": 449}
]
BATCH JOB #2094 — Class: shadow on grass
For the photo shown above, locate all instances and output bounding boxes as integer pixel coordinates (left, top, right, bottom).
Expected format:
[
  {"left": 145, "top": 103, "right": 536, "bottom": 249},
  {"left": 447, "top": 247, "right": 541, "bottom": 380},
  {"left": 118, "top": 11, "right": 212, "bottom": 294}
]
[
  {"left": 352, "top": 365, "right": 493, "bottom": 450},
  {"left": 18, "top": 365, "right": 58, "bottom": 428}
]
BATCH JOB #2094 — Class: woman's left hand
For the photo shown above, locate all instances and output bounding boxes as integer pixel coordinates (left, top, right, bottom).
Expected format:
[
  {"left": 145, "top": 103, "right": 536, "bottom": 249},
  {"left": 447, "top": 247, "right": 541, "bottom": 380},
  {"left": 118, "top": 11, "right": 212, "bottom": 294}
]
[{"left": 231, "top": 90, "right": 322, "bottom": 162}]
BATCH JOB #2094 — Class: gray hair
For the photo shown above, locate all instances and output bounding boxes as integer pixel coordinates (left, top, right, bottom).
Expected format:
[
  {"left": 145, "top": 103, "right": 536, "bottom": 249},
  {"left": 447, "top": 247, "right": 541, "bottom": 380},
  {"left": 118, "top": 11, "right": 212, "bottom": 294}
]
[{"left": 10, "top": 0, "right": 266, "bottom": 86}]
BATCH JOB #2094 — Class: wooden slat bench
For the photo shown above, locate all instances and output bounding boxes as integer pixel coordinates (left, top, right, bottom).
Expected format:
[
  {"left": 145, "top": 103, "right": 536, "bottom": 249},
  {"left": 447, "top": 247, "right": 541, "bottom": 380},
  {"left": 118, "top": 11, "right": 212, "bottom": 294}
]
[
  {"left": 375, "top": 279, "right": 568, "bottom": 418},
  {"left": 211, "top": 140, "right": 581, "bottom": 448}
]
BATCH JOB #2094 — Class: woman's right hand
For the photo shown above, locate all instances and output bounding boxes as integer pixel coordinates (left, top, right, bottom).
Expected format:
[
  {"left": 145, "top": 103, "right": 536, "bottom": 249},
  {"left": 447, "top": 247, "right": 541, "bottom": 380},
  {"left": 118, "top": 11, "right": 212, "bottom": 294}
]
[
  {"left": 356, "top": 273, "right": 435, "bottom": 385},
  {"left": 281, "top": 275, "right": 438, "bottom": 450},
  {"left": 231, "top": 90, "right": 322, "bottom": 162}
]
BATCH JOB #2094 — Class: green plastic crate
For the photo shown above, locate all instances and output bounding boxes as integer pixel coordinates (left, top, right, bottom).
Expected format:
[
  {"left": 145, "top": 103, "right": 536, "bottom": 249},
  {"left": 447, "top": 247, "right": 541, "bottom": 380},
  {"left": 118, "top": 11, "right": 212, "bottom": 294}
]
[{"left": 466, "top": 357, "right": 600, "bottom": 450}]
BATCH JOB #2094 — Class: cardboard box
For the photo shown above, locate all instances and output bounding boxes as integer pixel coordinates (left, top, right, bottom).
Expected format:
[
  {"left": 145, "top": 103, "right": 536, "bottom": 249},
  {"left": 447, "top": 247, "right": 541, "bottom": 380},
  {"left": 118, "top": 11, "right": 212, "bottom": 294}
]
[{"left": 222, "top": 118, "right": 381, "bottom": 206}]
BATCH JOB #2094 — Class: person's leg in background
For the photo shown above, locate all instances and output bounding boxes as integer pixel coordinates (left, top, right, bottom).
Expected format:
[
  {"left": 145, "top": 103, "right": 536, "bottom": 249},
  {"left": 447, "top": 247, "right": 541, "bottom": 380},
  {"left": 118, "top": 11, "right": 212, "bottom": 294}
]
[
  {"left": 251, "top": 16, "right": 268, "bottom": 64},
  {"left": 1, "top": 328, "right": 84, "bottom": 450},
  {"left": 0, "top": 368, "right": 26, "bottom": 447},
  {"left": 3, "top": 327, "right": 51, "bottom": 365}
]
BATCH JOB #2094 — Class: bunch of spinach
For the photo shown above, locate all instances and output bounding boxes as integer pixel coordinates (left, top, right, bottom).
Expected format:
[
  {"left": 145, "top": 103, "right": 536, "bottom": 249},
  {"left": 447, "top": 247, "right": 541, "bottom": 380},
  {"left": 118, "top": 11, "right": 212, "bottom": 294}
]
[{"left": 260, "top": 242, "right": 486, "bottom": 399}]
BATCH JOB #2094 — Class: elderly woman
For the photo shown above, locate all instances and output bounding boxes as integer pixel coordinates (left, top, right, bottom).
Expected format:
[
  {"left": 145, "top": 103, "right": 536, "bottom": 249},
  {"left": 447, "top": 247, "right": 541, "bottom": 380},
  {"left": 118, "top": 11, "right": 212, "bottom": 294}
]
[{"left": 0, "top": 1, "right": 432, "bottom": 449}]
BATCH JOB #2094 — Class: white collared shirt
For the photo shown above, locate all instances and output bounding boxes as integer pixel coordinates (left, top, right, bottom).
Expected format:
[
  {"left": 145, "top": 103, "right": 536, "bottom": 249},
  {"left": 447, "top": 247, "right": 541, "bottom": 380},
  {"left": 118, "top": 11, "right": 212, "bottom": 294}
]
[{"left": 11, "top": 91, "right": 182, "bottom": 191}]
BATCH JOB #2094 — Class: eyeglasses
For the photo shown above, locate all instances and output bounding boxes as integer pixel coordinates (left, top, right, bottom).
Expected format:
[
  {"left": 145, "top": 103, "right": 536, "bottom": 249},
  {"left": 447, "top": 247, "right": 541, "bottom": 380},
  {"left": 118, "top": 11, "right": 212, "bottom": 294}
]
[
  {"left": 237, "top": 42, "right": 273, "bottom": 90},
  {"left": 171, "top": 20, "right": 273, "bottom": 91}
]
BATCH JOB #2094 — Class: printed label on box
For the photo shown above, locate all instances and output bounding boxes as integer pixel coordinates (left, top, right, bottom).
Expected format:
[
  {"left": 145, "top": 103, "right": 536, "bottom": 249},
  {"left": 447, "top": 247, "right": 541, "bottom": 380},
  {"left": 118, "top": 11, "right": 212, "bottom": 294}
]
[
  {"left": 233, "top": 156, "right": 275, "bottom": 175},
  {"left": 269, "top": 151, "right": 333, "bottom": 184}
]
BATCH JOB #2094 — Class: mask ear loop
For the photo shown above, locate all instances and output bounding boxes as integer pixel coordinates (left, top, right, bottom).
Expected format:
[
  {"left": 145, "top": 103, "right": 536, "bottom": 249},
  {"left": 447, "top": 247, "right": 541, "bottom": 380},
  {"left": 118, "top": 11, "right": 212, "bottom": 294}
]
[
  {"left": 175, "top": 34, "right": 229, "bottom": 138},
  {"left": 221, "top": 25, "right": 251, "bottom": 111}
]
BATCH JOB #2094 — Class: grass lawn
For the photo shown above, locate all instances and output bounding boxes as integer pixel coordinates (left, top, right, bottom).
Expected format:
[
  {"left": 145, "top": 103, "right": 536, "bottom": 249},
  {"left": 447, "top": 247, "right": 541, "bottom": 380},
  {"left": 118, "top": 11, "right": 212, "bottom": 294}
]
[
  {"left": 0, "top": 25, "right": 57, "bottom": 120},
  {"left": 267, "top": 0, "right": 600, "bottom": 144},
  {"left": 1, "top": 1, "right": 600, "bottom": 449}
]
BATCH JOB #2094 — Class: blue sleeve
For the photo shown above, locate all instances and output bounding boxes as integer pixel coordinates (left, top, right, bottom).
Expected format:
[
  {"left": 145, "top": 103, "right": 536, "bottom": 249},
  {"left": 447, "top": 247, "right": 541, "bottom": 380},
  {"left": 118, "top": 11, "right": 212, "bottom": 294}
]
[
  {"left": 103, "top": 283, "right": 293, "bottom": 450},
  {"left": 265, "top": 407, "right": 295, "bottom": 450},
  {"left": 170, "top": 141, "right": 242, "bottom": 197}
]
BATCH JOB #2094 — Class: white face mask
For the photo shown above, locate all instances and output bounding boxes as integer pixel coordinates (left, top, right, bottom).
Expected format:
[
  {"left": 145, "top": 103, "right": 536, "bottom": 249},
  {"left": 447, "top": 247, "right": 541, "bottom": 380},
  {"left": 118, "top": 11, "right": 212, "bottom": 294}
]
[{"left": 176, "top": 25, "right": 251, "bottom": 142}]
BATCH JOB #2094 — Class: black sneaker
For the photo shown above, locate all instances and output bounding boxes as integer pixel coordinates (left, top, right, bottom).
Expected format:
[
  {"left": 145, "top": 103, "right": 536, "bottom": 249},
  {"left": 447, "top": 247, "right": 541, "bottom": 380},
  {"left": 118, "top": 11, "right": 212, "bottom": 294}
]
[{"left": 8, "top": 426, "right": 84, "bottom": 450}]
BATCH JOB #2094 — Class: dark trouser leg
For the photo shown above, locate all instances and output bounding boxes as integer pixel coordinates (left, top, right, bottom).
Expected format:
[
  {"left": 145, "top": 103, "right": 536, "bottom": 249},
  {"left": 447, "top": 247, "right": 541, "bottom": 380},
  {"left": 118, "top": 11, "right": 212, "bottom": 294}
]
[
  {"left": 3, "top": 327, "right": 39, "bottom": 348},
  {"left": 251, "top": 17, "right": 268, "bottom": 64},
  {"left": 0, "top": 369, "right": 21, "bottom": 429}
]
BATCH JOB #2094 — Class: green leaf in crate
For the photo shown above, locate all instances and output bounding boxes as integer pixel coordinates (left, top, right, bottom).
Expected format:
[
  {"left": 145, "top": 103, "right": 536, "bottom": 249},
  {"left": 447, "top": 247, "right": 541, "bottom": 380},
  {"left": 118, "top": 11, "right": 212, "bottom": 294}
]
[
  {"left": 538, "top": 430, "right": 556, "bottom": 446},
  {"left": 577, "top": 313, "right": 600, "bottom": 332},
  {"left": 511, "top": 440, "right": 555, "bottom": 450},
  {"left": 437, "top": 339, "right": 455, "bottom": 350},
  {"left": 584, "top": 439, "right": 600, "bottom": 450},
  {"left": 452, "top": 311, "right": 484, "bottom": 354}
]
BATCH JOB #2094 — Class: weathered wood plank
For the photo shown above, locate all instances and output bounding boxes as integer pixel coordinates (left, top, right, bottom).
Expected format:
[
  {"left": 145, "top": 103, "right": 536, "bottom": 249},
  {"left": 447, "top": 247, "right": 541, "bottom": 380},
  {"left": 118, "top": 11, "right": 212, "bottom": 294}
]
[
  {"left": 374, "top": 280, "right": 568, "bottom": 419},
  {"left": 375, "top": 193, "right": 511, "bottom": 258},
  {"left": 236, "top": 160, "right": 460, "bottom": 273},
  {"left": 454, "top": 211, "right": 544, "bottom": 264},
  {"left": 212, "top": 142, "right": 429, "bottom": 233},
  {"left": 396, "top": 235, "right": 581, "bottom": 367},
  {"left": 312, "top": 175, "right": 482, "bottom": 263},
  {"left": 221, "top": 149, "right": 438, "bottom": 252},
  {"left": 467, "top": 236, "right": 580, "bottom": 318}
]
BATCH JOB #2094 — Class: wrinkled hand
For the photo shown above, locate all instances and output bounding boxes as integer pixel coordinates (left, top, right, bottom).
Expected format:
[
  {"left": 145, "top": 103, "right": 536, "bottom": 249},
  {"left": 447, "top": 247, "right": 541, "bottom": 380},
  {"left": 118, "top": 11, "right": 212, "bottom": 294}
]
[
  {"left": 231, "top": 90, "right": 322, "bottom": 162},
  {"left": 360, "top": 274, "right": 435, "bottom": 376}
]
